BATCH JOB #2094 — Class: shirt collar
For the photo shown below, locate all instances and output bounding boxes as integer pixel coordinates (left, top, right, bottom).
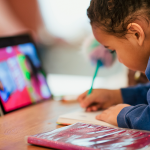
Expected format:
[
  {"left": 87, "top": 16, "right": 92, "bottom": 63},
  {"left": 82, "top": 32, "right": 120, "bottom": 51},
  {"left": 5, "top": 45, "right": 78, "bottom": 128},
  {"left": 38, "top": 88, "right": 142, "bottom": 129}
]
[{"left": 145, "top": 57, "right": 150, "bottom": 81}]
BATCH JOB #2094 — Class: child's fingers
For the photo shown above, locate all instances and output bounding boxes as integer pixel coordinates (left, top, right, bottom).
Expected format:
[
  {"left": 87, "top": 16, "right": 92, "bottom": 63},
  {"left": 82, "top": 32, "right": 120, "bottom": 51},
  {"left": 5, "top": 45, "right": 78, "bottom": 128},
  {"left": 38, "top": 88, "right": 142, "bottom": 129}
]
[
  {"left": 96, "top": 109, "right": 108, "bottom": 120},
  {"left": 77, "top": 91, "right": 88, "bottom": 103},
  {"left": 86, "top": 107, "right": 92, "bottom": 112},
  {"left": 80, "top": 94, "right": 96, "bottom": 108},
  {"left": 86, "top": 106, "right": 97, "bottom": 112},
  {"left": 86, "top": 103, "right": 102, "bottom": 112},
  {"left": 91, "top": 104, "right": 102, "bottom": 111}
]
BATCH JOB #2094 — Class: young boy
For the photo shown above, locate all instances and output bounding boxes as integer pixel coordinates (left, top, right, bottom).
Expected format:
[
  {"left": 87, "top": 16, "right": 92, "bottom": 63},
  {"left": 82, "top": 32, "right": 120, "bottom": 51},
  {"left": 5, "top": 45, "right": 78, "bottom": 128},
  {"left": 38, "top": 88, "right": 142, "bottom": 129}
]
[{"left": 78, "top": 0, "right": 150, "bottom": 131}]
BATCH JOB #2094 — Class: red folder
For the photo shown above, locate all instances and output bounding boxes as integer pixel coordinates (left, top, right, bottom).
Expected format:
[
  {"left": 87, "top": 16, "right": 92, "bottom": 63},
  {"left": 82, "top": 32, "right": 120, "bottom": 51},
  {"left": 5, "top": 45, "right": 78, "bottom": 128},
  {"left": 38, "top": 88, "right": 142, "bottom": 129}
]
[{"left": 26, "top": 123, "right": 150, "bottom": 150}]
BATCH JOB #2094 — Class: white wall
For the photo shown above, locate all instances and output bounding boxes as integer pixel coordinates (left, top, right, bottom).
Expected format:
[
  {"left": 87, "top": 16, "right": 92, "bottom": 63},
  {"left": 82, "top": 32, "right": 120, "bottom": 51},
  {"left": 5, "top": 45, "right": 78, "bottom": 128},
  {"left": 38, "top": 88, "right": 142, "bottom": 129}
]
[{"left": 38, "top": 0, "right": 92, "bottom": 43}]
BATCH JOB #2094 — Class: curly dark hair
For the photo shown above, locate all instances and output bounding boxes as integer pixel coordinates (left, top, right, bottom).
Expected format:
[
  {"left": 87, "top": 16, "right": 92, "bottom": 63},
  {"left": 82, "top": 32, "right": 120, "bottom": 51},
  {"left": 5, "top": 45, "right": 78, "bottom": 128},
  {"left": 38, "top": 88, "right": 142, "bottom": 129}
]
[{"left": 87, "top": 0, "right": 150, "bottom": 37}]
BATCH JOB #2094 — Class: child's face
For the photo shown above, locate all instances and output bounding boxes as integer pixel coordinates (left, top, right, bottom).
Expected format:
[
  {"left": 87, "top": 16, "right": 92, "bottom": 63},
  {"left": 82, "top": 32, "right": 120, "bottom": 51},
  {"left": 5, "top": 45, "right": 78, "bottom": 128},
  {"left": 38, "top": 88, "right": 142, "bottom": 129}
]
[{"left": 92, "top": 26, "right": 150, "bottom": 73}]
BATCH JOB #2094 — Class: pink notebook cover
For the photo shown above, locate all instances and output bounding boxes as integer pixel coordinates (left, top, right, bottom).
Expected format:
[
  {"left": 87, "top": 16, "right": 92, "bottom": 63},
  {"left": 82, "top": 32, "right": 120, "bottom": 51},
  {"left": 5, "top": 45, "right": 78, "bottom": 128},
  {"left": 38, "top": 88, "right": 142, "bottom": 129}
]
[{"left": 26, "top": 123, "right": 150, "bottom": 150}]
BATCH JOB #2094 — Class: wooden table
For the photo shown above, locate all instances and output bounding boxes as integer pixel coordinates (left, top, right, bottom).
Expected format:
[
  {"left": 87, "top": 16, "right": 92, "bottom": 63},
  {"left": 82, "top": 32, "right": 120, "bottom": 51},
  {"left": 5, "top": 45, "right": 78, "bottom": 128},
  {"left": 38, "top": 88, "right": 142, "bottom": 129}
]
[{"left": 0, "top": 100, "right": 80, "bottom": 150}]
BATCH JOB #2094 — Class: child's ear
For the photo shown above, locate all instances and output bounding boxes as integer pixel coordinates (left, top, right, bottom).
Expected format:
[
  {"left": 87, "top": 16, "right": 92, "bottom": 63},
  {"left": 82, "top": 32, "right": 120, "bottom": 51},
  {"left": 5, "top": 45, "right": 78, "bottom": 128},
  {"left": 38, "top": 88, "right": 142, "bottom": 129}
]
[{"left": 126, "top": 23, "right": 145, "bottom": 46}]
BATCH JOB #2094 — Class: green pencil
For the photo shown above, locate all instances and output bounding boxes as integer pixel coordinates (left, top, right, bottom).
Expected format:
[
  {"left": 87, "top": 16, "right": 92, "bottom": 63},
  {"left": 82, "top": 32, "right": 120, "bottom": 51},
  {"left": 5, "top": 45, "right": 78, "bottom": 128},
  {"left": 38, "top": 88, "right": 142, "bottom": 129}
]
[{"left": 87, "top": 60, "right": 102, "bottom": 95}]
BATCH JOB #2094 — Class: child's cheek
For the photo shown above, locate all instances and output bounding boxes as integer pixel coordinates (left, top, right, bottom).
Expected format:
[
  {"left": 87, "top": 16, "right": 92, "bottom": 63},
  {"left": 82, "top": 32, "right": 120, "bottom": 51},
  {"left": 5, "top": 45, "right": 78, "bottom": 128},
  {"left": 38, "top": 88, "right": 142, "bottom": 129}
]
[{"left": 118, "top": 57, "right": 122, "bottom": 63}]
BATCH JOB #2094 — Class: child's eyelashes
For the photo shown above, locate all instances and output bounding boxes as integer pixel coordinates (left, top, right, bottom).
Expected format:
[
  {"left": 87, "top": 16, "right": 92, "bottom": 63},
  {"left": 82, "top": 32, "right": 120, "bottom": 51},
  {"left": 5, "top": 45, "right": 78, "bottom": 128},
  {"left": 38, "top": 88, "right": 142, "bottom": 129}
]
[
  {"left": 110, "top": 50, "right": 116, "bottom": 54},
  {"left": 109, "top": 50, "right": 116, "bottom": 54}
]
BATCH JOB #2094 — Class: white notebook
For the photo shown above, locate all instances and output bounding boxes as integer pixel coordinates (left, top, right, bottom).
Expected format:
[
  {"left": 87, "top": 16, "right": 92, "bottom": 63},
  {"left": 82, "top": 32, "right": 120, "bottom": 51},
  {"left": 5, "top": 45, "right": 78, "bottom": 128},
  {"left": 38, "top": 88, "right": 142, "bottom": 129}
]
[{"left": 57, "top": 109, "right": 116, "bottom": 128}]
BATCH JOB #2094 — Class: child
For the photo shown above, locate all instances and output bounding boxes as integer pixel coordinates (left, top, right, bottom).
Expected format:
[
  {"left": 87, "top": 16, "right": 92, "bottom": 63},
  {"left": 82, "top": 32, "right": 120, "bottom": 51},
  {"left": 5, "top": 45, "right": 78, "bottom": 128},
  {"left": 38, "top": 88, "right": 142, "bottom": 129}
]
[{"left": 78, "top": 0, "right": 150, "bottom": 131}]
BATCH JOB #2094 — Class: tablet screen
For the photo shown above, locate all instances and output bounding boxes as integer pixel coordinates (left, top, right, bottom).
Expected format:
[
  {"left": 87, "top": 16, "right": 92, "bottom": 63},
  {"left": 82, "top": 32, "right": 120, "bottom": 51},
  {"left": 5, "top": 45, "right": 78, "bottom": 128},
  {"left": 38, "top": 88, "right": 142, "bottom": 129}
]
[{"left": 0, "top": 42, "right": 51, "bottom": 113}]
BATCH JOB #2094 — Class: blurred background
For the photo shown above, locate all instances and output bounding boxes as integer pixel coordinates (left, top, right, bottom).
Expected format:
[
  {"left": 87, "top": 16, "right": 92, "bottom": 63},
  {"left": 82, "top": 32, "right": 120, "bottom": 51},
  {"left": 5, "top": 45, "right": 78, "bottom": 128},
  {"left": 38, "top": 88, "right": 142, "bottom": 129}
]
[
  {"left": 38, "top": 0, "right": 128, "bottom": 96},
  {"left": 0, "top": 0, "right": 147, "bottom": 98}
]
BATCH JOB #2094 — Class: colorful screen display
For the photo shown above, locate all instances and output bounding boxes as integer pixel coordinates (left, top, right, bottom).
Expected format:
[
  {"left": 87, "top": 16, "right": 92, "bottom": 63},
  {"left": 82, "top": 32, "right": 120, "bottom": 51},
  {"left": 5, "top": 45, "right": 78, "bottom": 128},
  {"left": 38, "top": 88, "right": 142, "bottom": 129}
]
[{"left": 0, "top": 43, "right": 51, "bottom": 113}]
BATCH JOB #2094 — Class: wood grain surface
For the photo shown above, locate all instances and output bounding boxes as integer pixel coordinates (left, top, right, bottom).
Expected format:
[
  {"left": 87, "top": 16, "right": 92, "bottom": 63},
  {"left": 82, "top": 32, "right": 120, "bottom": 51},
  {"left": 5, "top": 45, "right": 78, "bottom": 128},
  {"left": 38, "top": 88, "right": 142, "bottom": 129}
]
[{"left": 0, "top": 100, "right": 80, "bottom": 150}]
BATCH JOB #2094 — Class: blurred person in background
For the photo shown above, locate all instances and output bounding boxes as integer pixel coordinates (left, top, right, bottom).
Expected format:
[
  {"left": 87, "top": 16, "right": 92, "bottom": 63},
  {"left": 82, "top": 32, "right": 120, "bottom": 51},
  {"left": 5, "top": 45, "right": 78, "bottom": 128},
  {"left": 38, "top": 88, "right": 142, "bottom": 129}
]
[{"left": 0, "top": 0, "right": 65, "bottom": 46}]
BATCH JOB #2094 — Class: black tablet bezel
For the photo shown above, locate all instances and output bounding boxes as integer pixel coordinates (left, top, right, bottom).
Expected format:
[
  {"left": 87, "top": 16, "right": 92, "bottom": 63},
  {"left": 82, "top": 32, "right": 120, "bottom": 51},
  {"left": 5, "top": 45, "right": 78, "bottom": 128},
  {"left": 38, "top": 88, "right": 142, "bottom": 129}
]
[{"left": 0, "top": 33, "right": 52, "bottom": 115}]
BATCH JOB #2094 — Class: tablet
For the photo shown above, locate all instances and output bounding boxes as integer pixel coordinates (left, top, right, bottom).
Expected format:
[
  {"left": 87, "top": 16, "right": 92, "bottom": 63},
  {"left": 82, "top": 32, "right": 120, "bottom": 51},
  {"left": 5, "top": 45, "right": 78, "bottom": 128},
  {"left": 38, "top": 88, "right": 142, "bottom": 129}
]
[{"left": 0, "top": 34, "right": 51, "bottom": 115}]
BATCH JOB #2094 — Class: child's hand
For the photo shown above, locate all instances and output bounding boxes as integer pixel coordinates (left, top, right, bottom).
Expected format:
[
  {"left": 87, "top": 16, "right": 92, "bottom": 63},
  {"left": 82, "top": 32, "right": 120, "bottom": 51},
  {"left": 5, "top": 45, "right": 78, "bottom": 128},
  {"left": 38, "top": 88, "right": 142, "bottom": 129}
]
[
  {"left": 96, "top": 104, "right": 130, "bottom": 126},
  {"left": 77, "top": 89, "right": 123, "bottom": 111}
]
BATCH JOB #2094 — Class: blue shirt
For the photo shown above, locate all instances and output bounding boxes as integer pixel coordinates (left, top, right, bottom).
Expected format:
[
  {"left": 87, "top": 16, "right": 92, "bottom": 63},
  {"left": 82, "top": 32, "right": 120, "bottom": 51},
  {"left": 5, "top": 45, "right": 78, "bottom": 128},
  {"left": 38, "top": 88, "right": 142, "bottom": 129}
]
[{"left": 117, "top": 57, "right": 150, "bottom": 130}]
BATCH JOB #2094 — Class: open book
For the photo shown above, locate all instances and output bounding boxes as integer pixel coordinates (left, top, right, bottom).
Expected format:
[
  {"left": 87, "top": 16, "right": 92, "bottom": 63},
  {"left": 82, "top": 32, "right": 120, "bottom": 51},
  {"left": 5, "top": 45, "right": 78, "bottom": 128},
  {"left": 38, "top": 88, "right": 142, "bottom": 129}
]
[{"left": 57, "top": 109, "right": 116, "bottom": 128}]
